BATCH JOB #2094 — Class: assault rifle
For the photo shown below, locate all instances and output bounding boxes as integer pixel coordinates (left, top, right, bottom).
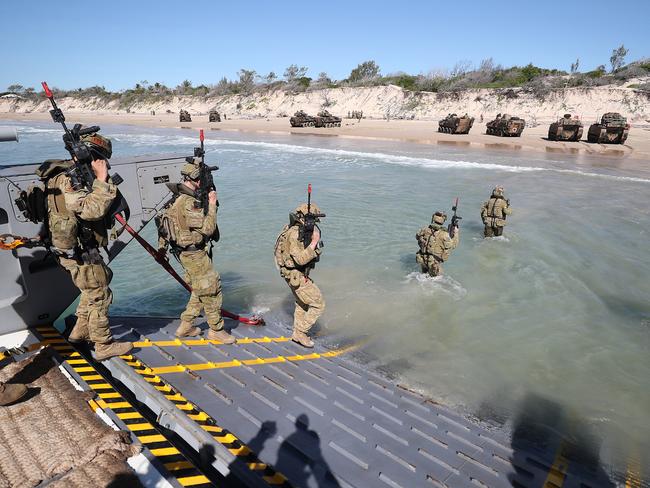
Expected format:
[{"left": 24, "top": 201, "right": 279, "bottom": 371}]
[
  {"left": 191, "top": 129, "right": 219, "bottom": 215},
  {"left": 41, "top": 82, "right": 130, "bottom": 224},
  {"left": 299, "top": 184, "right": 326, "bottom": 248},
  {"left": 447, "top": 197, "right": 462, "bottom": 238}
]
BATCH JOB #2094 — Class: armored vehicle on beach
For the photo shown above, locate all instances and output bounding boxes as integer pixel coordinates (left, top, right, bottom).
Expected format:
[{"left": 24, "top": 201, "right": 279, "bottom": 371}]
[
  {"left": 548, "top": 114, "right": 584, "bottom": 141},
  {"left": 315, "top": 110, "right": 342, "bottom": 128},
  {"left": 290, "top": 110, "right": 318, "bottom": 127},
  {"left": 587, "top": 112, "right": 630, "bottom": 144},
  {"left": 486, "top": 114, "right": 525, "bottom": 137},
  {"left": 179, "top": 109, "right": 191, "bottom": 122},
  {"left": 209, "top": 110, "right": 221, "bottom": 122},
  {"left": 438, "top": 113, "right": 474, "bottom": 134}
]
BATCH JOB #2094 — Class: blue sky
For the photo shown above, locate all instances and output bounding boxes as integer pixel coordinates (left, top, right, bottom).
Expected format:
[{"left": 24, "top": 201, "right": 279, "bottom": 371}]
[{"left": 3, "top": 0, "right": 649, "bottom": 91}]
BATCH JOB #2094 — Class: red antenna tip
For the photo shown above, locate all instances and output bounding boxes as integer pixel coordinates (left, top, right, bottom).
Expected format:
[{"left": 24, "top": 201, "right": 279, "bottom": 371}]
[
  {"left": 199, "top": 129, "right": 204, "bottom": 141},
  {"left": 308, "top": 183, "right": 312, "bottom": 194},
  {"left": 41, "top": 81, "right": 52, "bottom": 98}
]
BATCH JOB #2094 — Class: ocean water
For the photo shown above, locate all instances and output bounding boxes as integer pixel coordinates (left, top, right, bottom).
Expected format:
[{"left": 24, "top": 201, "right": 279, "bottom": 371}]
[{"left": 1, "top": 121, "right": 649, "bottom": 471}]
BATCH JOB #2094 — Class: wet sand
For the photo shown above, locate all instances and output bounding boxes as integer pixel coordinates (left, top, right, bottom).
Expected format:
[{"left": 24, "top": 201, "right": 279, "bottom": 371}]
[{"left": 2, "top": 112, "right": 649, "bottom": 165}]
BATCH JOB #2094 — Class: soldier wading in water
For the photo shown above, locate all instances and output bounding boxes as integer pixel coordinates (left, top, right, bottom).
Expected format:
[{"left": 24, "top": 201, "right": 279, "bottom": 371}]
[
  {"left": 274, "top": 197, "right": 325, "bottom": 348},
  {"left": 157, "top": 160, "right": 235, "bottom": 343},
  {"left": 481, "top": 186, "right": 512, "bottom": 237},
  {"left": 416, "top": 211, "right": 460, "bottom": 277}
]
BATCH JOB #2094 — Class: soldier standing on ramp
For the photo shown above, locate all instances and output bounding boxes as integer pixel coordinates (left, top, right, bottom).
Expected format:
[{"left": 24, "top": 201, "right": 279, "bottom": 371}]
[
  {"left": 481, "top": 186, "right": 512, "bottom": 237},
  {"left": 416, "top": 211, "right": 460, "bottom": 277},
  {"left": 157, "top": 160, "right": 235, "bottom": 343},
  {"left": 274, "top": 186, "right": 326, "bottom": 348},
  {"left": 42, "top": 133, "right": 133, "bottom": 360}
]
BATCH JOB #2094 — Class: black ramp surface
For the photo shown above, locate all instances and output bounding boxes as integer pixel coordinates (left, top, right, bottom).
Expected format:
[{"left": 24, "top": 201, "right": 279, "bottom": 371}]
[{"left": 108, "top": 316, "right": 619, "bottom": 488}]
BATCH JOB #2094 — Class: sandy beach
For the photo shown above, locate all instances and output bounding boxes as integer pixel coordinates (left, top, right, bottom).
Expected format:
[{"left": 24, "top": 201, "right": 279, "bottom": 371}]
[{"left": 3, "top": 111, "right": 650, "bottom": 166}]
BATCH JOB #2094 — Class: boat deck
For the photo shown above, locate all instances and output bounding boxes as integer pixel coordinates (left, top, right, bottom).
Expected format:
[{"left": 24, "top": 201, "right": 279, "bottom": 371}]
[{"left": 91, "top": 315, "right": 621, "bottom": 488}]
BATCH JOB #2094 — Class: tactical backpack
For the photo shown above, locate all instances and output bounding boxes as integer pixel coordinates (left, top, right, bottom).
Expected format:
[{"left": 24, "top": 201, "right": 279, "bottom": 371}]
[{"left": 274, "top": 224, "right": 294, "bottom": 271}]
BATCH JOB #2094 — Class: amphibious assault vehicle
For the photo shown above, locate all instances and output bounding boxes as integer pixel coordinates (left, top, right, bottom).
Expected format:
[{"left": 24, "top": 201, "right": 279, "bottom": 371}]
[
  {"left": 548, "top": 114, "right": 584, "bottom": 141},
  {"left": 179, "top": 109, "right": 192, "bottom": 122},
  {"left": 315, "top": 110, "right": 342, "bottom": 128},
  {"left": 290, "top": 110, "right": 318, "bottom": 127},
  {"left": 486, "top": 114, "right": 525, "bottom": 137},
  {"left": 438, "top": 113, "right": 474, "bottom": 134},
  {"left": 209, "top": 109, "right": 221, "bottom": 122},
  {"left": 587, "top": 112, "right": 630, "bottom": 144}
]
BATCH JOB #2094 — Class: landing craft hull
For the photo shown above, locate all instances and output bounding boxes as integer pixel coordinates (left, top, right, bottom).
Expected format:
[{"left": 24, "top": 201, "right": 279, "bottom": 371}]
[{"left": 0, "top": 154, "right": 188, "bottom": 335}]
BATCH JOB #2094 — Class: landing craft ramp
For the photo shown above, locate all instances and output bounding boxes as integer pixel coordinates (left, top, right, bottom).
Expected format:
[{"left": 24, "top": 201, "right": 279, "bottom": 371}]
[{"left": 88, "top": 315, "right": 616, "bottom": 488}]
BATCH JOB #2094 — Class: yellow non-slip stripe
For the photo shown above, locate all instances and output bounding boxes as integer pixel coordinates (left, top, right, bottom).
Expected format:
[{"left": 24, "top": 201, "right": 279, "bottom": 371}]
[
  {"left": 177, "top": 475, "right": 211, "bottom": 486},
  {"left": 117, "top": 412, "right": 143, "bottom": 420},
  {"left": 148, "top": 345, "right": 358, "bottom": 375},
  {"left": 89, "top": 383, "right": 113, "bottom": 390},
  {"left": 201, "top": 425, "right": 223, "bottom": 434},
  {"left": 132, "top": 336, "right": 291, "bottom": 348},
  {"left": 99, "top": 401, "right": 133, "bottom": 410},
  {"left": 137, "top": 434, "right": 168, "bottom": 444},
  {"left": 98, "top": 392, "right": 122, "bottom": 399},
  {"left": 214, "top": 433, "right": 238, "bottom": 444},
  {"left": 264, "top": 473, "right": 289, "bottom": 484},
  {"left": 128, "top": 422, "right": 155, "bottom": 432},
  {"left": 150, "top": 447, "right": 181, "bottom": 457},
  {"left": 79, "top": 374, "right": 103, "bottom": 381},
  {"left": 248, "top": 462, "right": 268, "bottom": 470},
  {"left": 543, "top": 444, "right": 569, "bottom": 488},
  {"left": 73, "top": 366, "right": 96, "bottom": 373},
  {"left": 229, "top": 446, "right": 251, "bottom": 456},
  {"left": 164, "top": 460, "right": 195, "bottom": 471}
]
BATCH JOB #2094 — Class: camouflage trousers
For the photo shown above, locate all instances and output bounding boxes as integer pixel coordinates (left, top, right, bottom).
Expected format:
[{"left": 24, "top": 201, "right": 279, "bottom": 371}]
[
  {"left": 179, "top": 250, "right": 224, "bottom": 331},
  {"left": 416, "top": 252, "right": 442, "bottom": 277},
  {"left": 286, "top": 275, "right": 325, "bottom": 333},
  {"left": 484, "top": 225, "right": 504, "bottom": 238},
  {"left": 59, "top": 256, "right": 113, "bottom": 344}
]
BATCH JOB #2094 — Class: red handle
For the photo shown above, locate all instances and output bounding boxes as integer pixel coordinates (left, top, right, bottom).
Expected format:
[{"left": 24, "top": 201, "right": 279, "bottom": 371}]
[{"left": 41, "top": 81, "right": 52, "bottom": 98}]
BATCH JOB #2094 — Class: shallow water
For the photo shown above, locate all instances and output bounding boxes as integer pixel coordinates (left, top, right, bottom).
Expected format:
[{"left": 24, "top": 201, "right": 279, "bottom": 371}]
[{"left": 2, "top": 121, "right": 649, "bottom": 471}]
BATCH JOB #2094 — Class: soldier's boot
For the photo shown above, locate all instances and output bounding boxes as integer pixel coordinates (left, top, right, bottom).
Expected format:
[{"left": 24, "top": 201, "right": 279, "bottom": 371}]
[
  {"left": 207, "top": 329, "right": 236, "bottom": 345},
  {"left": 0, "top": 382, "right": 28, "bottom": 406},
  {"left": 291, "top": 330, "right": 314, "bottom": 349},
  {"left": 68, "top": 320, "right": 90, "bottom": 344},
  {"left": 94, "top": 341, "right": 134, "bottom": 362},
  {"left": 175, "top": 321, "right": 201, "bottom": 338}
]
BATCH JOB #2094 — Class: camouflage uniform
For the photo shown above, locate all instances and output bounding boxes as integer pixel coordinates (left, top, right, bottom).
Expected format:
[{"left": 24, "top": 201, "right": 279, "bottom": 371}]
[
  {"left": 481, "top": 186, "right": 512, "bottom": 237},
  {"left": 158, "top": 167, "right": 226, "bottom": 338},
  {"left": 275, "top": 204, "right": 325, "bottom": 347},
  {"left": 416, "top": 212, "right": 459, "bottom": 277}
]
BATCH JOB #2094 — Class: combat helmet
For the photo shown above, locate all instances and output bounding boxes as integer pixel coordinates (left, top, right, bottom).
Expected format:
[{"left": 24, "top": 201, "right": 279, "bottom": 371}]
[
  {"left": 181, "top": 157, "right": 201, "bottom": 181},
  {"left": 293, "top": 203, "right": 322, "bottom": 219},
  {"left": 431, "top": 211, "right": 447, "bottom": 225},
  {"left": 492, "top": 186, "right": 505, "bottom": 197},
  {"left": 80, "top": 132, "right": 112, "bottom": 160}
]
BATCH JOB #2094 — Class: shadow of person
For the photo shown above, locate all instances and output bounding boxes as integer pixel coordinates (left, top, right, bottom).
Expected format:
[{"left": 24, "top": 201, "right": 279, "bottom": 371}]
[
  {"left": 107, "top": 472, "right": 142, "bottom": 487},
  {"left": 508, "top": 393, "right": 615, "bottom": 487},
  {"left": 276, "top": 414, "right": 341, "bottom": 488},
  {"left": 224, "top": 421, "right": 277, "bottom": 487}
]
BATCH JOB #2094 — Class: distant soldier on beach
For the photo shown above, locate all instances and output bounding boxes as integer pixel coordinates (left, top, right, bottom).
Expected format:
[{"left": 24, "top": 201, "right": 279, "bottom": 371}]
[
  {"left": 274, "top": 200, "right": 325, "bottom": 348},
  {"left": 481, "top": 186, "right": 512, "bottom": 237},
  {"left": 157, "top": 160, "right": 235, "bottom": 343},
  {"left": 416, "top": 211, "right": 459, "bottom": 277}
]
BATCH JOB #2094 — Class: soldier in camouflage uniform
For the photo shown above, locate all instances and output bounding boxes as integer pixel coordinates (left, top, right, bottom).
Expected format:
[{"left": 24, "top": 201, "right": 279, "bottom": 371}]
[
  {"left": 38, "top": 132, "right": 133, "bottom": 361},
  {"left": 274, "top": 204, "right": 324, "bottom": 348},
  {"left": 481, "top": 186, "right": 512, "bottom": 237},
  {"left": 416, "top": 211, "right": 460, "bottom": 277},
  {"left": 158, "top": 160, "right": 235, "bottom": 343}
]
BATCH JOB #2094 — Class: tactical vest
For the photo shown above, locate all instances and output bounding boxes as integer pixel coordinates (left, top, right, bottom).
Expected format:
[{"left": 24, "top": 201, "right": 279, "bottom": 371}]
[
  {"left": 417, "top": 225, "right": 452, "bottom": 262},
  {"left": 157, "top": 186, "right": 211, "bottom": 252},
  {"left": 482, "top": 197, "right": 507, "bottom": 227},
  {"left": 36, "top": 160, "right": 110, "bottom": 251}
]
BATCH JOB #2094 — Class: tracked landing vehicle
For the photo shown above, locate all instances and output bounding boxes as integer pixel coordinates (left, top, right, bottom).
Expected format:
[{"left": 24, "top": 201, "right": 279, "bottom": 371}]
[
  {"left": 548, "top": 114, "right": 584, "bottom": 141},
  {"left": 438, "top": 113, "right": 474, "bottom": 134},
  {"left": 486, "top": 114, "right": 525, "bottom": 137},
  {"left": 587, "top": 112, "right": 630, "bottom": 144}
]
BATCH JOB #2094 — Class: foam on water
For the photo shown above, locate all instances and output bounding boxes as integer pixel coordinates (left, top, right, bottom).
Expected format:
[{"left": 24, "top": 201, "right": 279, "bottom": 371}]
[{"left": 404, "top": 272, "right": 468, "bottom": 300}]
